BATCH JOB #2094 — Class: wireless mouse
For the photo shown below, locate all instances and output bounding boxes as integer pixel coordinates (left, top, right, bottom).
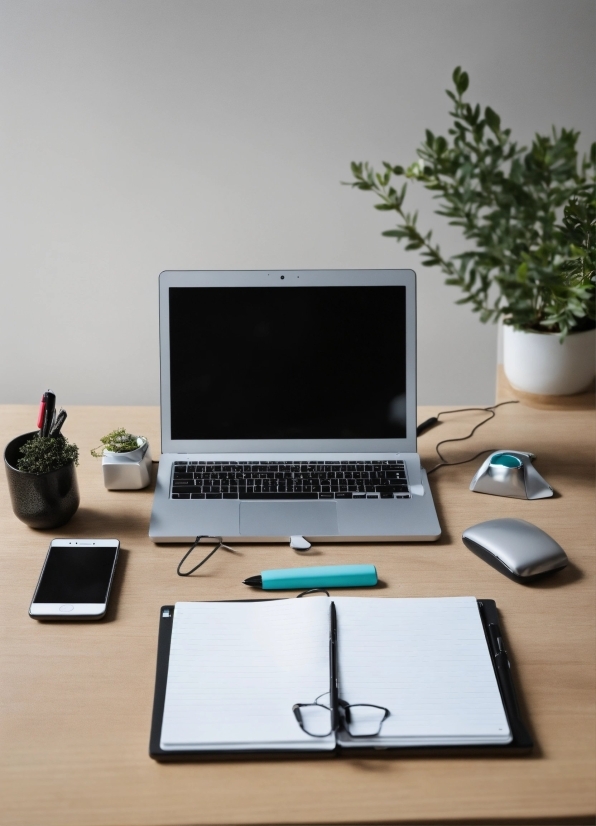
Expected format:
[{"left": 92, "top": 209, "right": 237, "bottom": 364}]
[{"left": 462, "top": 518, "right": 568, "bottom": 582}]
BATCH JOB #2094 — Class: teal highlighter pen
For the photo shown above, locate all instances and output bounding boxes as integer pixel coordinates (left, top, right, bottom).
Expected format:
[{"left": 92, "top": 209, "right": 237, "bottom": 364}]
[{"left": 243, "top": 564, "right": 378, "bottom": 590}]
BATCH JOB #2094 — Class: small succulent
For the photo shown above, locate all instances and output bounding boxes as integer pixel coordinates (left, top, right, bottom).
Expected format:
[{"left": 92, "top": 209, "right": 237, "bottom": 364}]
[{"left": 91, "top": 428, "right": 143, "bottom": 458}]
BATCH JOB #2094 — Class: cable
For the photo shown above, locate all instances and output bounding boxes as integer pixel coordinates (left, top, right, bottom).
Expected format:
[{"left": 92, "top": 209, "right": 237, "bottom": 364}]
[
  {"left": 177, "top": 536, "right": 237, "bottom": 577},
  {"left": 425, "top": 400, "right": 519, "bottom": 474}
]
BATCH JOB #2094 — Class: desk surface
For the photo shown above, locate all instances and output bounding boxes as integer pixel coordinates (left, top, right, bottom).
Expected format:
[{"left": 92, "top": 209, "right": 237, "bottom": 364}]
[{"left": 1, "top": 400, "right": 594, "bottom": 826}]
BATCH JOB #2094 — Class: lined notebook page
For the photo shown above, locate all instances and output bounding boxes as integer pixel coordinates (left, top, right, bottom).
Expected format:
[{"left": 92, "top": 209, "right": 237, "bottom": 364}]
[
  {"left": 333, "top": 596, "right": 511, "bottom": 747},
  {"left": 160, "top": 599, "right": 335, "bottom": 751}
]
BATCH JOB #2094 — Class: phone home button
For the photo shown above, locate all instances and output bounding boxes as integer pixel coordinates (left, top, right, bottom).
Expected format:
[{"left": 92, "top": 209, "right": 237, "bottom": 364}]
[{"left": 59, "top": 604, "right": 74, "bottom": 612}]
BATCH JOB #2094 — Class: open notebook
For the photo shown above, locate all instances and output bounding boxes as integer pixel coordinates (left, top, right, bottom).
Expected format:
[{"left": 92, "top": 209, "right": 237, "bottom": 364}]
[{"left": 154, "top": 597, "right": 521, "bottom": 755}]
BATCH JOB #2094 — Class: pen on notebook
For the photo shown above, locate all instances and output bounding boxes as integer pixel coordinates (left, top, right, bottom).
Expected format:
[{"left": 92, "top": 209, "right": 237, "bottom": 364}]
[
  {"left": 49, "top": 409, "right": 67, "bottom": 438},
  {"left": 242, "top": 564, "right": 378, "bottom": 590},
  {"left": 329, "top": 601, "right": 339, "bottom": 733}
]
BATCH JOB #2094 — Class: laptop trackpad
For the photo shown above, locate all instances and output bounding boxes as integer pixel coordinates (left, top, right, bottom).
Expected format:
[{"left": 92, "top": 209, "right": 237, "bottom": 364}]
[{"left": 240, "top": 502, "right": 338, "bottom": 537}]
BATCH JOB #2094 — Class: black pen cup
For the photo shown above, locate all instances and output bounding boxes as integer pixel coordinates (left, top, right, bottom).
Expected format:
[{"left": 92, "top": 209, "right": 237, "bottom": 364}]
[{"left": 4, "top": 431, "right": 80, "bottom": 529}]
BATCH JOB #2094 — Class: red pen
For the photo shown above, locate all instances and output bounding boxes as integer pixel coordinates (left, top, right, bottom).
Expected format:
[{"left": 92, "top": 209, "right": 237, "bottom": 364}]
[{"left": 37, "top": 396, "right": 46, "bottom": 431}]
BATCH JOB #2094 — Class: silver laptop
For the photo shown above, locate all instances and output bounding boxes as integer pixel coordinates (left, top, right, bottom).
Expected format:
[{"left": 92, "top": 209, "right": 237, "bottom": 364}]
[{"left": 149, "top": 270, "right": 440, "bottom": 543}]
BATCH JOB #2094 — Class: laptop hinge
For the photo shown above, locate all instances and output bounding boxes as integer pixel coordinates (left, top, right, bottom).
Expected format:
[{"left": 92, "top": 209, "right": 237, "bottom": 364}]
[{"left": 398, "top": 453, "right": 424, "bottom": 496}]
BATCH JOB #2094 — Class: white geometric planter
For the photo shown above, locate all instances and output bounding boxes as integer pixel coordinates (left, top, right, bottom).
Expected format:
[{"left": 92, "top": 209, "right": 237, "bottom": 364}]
[
  {"left": 102, "top": 437, "right": 152, "bottom": 490},
  {"left": 503, "top": 326, "right": 596, "bottom": 396}
]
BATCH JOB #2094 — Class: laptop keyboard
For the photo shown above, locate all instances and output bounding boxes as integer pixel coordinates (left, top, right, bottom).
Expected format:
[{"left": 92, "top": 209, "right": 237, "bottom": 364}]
[{"left": 170, "top": 460, "right": 410, "bottom": 500}]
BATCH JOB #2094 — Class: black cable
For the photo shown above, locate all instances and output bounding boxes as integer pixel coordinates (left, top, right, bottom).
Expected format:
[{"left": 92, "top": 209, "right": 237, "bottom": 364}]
[
  {"left": 177, "top": 536, "right": 236, "bottom": 576},
  {"left": 296, "top": 589, "right": 330, "bottom": 598},
  {"left": 425, "top": 400, "right": 519, "bottom": 474}
]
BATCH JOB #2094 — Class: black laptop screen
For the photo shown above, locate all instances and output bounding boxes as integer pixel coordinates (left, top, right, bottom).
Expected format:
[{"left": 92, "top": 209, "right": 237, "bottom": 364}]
[{"left": 168, "top": 286, "right": 407, "bottom": 440}]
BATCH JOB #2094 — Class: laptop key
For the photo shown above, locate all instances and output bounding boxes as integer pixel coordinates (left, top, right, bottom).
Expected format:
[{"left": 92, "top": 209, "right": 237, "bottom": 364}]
[
  {"left": 239, "top": 492, "right": 318, "bottom": 500},
  {"left": 205, "top": 493, "right": 223, "bottom": 499}
]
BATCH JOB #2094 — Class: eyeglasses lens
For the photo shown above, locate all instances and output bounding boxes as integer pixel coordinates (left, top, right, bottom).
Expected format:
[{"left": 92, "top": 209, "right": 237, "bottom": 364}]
[
  {"left": 343, "top": 704, "right": 388, "bottom": 737},
  {"left": 298, "top": 703, "right": 332, "bottom": 737}
]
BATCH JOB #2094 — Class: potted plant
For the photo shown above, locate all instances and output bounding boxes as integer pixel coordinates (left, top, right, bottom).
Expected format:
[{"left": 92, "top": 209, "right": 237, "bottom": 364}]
[
  {"left": 348, "top": 67, "right": 595, "bottom": 396},
  {"left": 91, "top": 428, "right": 152, "bottom": 490},
  {"left": 4, "top": 431, "right": 80, "bottom": 528}
]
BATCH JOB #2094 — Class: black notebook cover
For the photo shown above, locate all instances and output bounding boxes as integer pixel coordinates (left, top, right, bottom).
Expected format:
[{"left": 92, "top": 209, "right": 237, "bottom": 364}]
[{"left": 149, "top": 599, "right": 533, "bottom": 761}]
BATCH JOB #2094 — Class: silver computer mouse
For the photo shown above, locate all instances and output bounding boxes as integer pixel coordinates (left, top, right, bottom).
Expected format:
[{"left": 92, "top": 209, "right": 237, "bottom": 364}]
[{"left": 462, "top": 518, "right": 568, "bottom": 582}]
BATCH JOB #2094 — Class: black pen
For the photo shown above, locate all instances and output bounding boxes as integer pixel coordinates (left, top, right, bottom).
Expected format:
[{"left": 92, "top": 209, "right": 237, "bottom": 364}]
[
  {"left": 329, "top": 601, "right": 339, "bottom": 733},
  {"left": 487, "top": 622, "right": 519, "bottom": 717},
  {"left": 50, "top": 409, "right": 67, "bottom": 438},
  {"left": 42, "top": 391, "right": 56, "bottom": 437}
]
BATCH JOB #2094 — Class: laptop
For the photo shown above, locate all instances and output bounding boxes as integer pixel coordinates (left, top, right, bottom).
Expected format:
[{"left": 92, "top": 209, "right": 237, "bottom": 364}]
[{"left": 149, "top": 270, "right": 441, "bottom": 543}]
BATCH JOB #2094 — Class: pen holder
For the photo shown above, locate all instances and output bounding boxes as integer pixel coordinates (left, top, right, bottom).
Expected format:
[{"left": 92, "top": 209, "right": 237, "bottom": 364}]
[
  {"left": 101, "top": 437, "right": 152, "bottom": 490},
  {"left": 4, "top": 431, "right": 80, "bottom": 529}
]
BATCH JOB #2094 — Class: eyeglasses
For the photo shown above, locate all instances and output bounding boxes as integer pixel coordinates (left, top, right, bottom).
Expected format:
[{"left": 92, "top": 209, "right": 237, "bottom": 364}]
[
  {"left": 177, "top": 536, "right": 237, "bottom": 577},
  {"left": 293, "top": 691, "right": 390, "bottom": 739},
  {"left": 294, "top": 601, "right": 390, "bottom": 739}
]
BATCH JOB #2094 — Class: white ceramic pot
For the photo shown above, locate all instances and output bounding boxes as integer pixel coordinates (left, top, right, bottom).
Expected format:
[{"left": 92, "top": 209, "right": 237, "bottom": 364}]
[
  {"left": 503, "top": 326, "right": 596, "bottom": 396},
  {"left": 102, "top": 437, "right": 152, "bottom": 490}
]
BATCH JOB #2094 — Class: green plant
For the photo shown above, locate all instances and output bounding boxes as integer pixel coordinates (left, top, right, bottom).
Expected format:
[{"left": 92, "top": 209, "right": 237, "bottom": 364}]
[
  {"left": 348, "top": 67, "right": 596, "bottom": 338},
  {"left": 552, "top": 192, "right": 596, "bottom": 331},
  {"left": 91, "top": 428, "right": 141, "bottom": 458},
  {"left": 17, "top": 435, "right": 79, "bottom": 474}
]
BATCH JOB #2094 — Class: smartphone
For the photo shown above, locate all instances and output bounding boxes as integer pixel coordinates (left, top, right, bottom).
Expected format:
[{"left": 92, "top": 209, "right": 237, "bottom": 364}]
[{"left": 29, "top": 539, "right": 120, "bottom": 620}]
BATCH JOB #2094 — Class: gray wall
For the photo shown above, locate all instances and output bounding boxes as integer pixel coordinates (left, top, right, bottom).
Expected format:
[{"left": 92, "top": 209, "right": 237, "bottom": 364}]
[{"left": 1, "top": 0, "right": 594, "bottom": 406}]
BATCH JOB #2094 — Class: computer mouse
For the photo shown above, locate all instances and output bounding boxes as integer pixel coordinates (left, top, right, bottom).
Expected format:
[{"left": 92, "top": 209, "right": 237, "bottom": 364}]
[{"left": 462, "top": 518, "right": 568, "bottom": 582}]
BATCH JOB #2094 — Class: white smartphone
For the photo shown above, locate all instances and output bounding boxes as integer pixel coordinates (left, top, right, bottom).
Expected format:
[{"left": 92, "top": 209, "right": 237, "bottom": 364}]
[{"left": 29, "top": 539, "right": 120, "bottom": 620}]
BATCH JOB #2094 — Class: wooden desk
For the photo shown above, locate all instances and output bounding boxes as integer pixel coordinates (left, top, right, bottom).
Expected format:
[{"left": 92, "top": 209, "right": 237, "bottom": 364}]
[{"left": 1, "top": 401, "right": 594, "bottom": 826}]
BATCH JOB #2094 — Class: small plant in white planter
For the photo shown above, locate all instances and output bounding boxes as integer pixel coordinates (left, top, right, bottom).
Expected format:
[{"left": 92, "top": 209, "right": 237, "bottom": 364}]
[
  {"left": 502, "top": 196, "right": 595, "bottom": 394},
  {"left": 91, "top": 428, "right": 152, "bottom": 490},
  {"left": 348, "top": 67, "right": 595, "bottom": 396}
]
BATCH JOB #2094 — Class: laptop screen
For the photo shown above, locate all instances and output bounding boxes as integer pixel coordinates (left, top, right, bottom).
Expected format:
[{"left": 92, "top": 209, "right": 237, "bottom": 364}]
[{"left": 169, "top": 285, "right": 407, "bottom": 440}]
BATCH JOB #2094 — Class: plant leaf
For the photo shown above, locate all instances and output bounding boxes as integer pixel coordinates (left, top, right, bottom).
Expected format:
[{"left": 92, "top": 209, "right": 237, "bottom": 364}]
[
  {"left": 456, "top": 71, "right": 469, "bottom": 95},
  {"left": 485, "top": 106, "right": 501, "bottom": 134}
]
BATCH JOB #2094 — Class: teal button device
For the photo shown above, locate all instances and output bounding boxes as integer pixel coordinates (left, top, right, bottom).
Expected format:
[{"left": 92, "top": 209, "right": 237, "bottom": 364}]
[
  {"left": 243, "top": 564, "right": 378, "bottom": 590},
  {"left": 490, "top": 453, "right": 523, "bottom": 468}
]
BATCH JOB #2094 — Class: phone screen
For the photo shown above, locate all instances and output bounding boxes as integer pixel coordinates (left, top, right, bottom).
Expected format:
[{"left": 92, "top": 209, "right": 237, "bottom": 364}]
[{"left": 33, "top": 545, "right": 118, "bottom": 604}]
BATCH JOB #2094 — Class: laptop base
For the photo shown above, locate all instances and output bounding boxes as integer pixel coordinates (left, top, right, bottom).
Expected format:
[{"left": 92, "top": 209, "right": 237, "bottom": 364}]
[{"left": 150, "top": 466, "right": 441, "bottom": 544}]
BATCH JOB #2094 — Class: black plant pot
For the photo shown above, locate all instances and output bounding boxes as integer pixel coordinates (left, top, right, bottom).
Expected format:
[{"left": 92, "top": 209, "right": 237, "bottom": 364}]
[{"left": 4, "top": 431, "right": 80, "bottom": 529}]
